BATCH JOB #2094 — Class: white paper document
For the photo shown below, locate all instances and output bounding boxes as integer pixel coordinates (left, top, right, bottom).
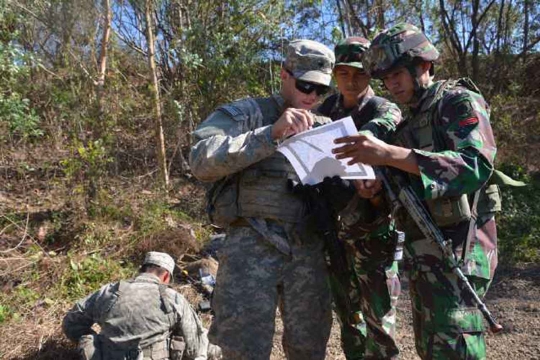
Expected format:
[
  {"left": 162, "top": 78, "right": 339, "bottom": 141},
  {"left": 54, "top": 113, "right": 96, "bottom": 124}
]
[{"left": 277, "top": 116, "right": 375, "bottom": 185}]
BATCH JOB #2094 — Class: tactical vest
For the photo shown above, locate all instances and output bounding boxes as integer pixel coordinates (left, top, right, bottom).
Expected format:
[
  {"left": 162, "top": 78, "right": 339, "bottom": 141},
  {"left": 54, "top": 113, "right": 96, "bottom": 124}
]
[
  {"left": 208, "top": 97, "right": 329, "bottom": 227},
  {"left": 394, "top": 79, "right": 501, "bottom": 231},
  {"left": 95, "top": 280, "right": 176, "bottom": 360}
]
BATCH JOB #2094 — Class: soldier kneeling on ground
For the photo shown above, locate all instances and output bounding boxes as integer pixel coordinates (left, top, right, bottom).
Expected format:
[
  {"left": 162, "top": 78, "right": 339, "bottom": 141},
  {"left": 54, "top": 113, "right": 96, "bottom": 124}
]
[{"left": 63, "top": 251, "right": 222, "bottom": 360}]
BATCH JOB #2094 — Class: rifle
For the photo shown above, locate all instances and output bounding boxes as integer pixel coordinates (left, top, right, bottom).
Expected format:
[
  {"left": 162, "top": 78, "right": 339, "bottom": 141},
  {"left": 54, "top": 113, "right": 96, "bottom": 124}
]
[
  {"left": 377, "top": 167, "right": 503, "bottom": 333},
  {"left": 292, "top": 182, "right": 353, "bottom": 319}
]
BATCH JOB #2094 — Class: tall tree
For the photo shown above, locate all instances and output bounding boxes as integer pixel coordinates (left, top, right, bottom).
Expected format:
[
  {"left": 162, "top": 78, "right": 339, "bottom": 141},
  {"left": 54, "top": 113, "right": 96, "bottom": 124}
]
[
  {"left": 144, "top": 0, "right": 169, "bottom": 187},
  {"left": 95, "top": 0, "right": 112, "bottom": 138}
]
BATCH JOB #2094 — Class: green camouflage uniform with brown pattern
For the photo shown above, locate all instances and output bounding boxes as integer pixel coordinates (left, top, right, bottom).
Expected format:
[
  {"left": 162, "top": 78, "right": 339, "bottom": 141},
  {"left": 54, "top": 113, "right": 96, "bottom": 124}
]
[
  {"left": 318, "top": 39, "right": 402, "bottom": 359},
  {"left": 190, "top": 40, "right": 336, "bottom": 360},
  {"left": 364, "top": 23, "right": 500, "bottom": 360}
]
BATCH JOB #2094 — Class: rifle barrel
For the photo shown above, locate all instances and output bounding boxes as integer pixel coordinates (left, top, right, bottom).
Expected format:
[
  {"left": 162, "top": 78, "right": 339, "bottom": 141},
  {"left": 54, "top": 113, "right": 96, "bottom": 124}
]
[{"left": 378, "top": 168, "right": 503, "bottom": 333}]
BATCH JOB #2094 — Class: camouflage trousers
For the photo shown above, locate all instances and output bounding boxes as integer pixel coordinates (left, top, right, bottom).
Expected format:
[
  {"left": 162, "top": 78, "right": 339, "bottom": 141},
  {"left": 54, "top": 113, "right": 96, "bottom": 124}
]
[
  {"left": 405, "top": 237, "right": 493, "bottom": 360},
  {"left": 209, "top": 223, "right": 332, "bottom": 360},
  {"left": 331, "top": 223, "right": 401, "bottom": 360}
]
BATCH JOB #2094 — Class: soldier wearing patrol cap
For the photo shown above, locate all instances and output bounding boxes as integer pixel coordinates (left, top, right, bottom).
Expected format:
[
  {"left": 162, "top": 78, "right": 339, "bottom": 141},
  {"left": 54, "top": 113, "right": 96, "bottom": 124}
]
[
  {"left": 317, "top": 36, "right": 402, "bottom": 360},
  {"left": 189, "top": 39, "right": 335, "bottom": 359},
  {"left": 63, "top": 251, "right": 222, "bottom": 360},
  {"left": 334, "top": 24, "right": 501, "bottom": 359}
]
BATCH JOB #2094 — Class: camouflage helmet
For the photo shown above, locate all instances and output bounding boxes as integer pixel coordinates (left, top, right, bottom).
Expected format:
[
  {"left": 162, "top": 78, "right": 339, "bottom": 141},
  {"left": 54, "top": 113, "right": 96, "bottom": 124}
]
[
  {"left": 334, "top": 37, "right": 370, "bottom": 69},
  {"left": 363, "top": 23, "right": 439, "bottom": 78}
]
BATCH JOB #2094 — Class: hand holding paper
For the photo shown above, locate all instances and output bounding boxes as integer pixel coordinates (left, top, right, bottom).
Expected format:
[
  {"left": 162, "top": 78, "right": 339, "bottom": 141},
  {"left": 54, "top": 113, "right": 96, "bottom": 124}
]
[
  {"left": 277, "top": 117, "right": 375, "bottom": 185},
  {"left": 332, "top": 132, "right": 391, "bottom": 166}
]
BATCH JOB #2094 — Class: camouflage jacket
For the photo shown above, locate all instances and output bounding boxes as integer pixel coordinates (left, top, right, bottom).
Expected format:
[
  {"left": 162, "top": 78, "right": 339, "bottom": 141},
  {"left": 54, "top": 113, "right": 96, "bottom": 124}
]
[
  {"left": 190, "top": 94, "right": 330, "bottom": 182},
  {"left": 316, "top": 86, "right": 402, "bottom": 141},
  {"left": 401, "top": 80, "right": 496, "bottom": 200},
  {"left": 62, "top": 273, "right": 209, "bottom": 360},
  {"left": 317, "top": 87, "right": 402, "bottom": 236},
  {"left": 396, "top": 79, "right": 498, "bottom": 279}
]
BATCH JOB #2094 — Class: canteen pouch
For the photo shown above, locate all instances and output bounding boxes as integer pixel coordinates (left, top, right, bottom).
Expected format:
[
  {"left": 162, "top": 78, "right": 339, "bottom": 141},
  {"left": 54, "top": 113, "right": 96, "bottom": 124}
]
[
  {"left": 78, "top": 334, "right": 102, "bottom": 360},
  {"left": 170, "top": 335, "right": 186, "bottom": 360}
]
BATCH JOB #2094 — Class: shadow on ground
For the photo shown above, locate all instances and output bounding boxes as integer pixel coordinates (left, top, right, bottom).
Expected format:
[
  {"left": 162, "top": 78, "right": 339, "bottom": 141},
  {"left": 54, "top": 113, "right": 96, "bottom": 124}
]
[{"left": 13, "top": 339, "right": 78, "bottom": 360}]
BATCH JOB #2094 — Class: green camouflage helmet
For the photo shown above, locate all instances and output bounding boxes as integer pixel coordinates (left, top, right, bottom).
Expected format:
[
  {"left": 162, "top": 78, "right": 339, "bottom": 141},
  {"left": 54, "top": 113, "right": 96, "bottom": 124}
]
[
  {"left": 334, "top": 37, "right": 371, "bottom": 69},
  {"left": 363, "top": 23, "right": 439, "bottom": 78}
]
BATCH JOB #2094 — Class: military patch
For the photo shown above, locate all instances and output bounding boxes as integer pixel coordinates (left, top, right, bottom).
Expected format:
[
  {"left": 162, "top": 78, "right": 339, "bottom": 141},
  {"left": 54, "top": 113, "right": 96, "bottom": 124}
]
[
  {"left": 458, "top": 117, "right": 478, "bottom": 127},
  {"left": 218, "top": 104, "right": 244, "bottom": 120},
  {"left": 455, "top": 99, "right": 473, "bottom": 118},
  {"left": 453, "top": 116, "right": 479, "bottom": 139}
]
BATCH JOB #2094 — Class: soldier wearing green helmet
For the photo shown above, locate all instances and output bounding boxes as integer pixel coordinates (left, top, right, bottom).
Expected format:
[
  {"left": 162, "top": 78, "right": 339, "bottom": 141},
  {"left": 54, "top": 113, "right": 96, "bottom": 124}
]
[
  {"left": 333, "top": 23, "right": 500, "bottom": 359},
  {"left": 317, "top": 36, "right": 402, "bottom": 360}
]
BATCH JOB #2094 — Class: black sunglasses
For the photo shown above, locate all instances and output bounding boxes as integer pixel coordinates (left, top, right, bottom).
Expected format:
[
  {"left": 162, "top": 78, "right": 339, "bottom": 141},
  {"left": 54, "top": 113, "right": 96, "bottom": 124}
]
[{"left": 286, "top": 69, "right": 330, "bottom": 96}]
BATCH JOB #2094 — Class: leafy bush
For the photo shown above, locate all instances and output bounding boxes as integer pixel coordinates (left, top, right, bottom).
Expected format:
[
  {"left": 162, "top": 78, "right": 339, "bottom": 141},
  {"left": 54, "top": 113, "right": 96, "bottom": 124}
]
[
  {"left": 60, "top": 253, "right": 135, "bottom": 300},
  {"left": 0, "top": 42, "right": 42, "bottom": 141},
  {"left": 0, "top": 92, "right": 42, "bottom": 139},
  {"left": 497, "top": 164, "right": 540, "bottom": 264}
]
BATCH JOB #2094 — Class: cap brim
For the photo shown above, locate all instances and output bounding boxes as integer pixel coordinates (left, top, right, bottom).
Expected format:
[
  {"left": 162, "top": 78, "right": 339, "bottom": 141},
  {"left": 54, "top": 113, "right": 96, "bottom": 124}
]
[
  {"left": 293, "top": 70, "right": 332, "bottom": 86},
  {"left": 335, "top": 62, "right": 364, "bottom": 69}
]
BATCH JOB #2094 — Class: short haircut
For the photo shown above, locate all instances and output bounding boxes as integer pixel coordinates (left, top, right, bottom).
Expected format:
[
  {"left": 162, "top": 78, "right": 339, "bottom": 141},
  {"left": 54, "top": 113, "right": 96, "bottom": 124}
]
[{"left": 140, "top": 263, "right": 168, "bottom": 277}]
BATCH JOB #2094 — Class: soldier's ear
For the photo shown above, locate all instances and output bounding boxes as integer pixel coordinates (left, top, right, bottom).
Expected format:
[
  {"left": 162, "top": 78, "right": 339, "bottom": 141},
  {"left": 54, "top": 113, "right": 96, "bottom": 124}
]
[
  {"left": 417, "top": 60, "right": 431, "bottom": 76},
  {"left": 280, "top": 68, "right": 288, "bottom": 81},
  {"left": 161, "top": 271, "right": 171, "bottom": 284}
]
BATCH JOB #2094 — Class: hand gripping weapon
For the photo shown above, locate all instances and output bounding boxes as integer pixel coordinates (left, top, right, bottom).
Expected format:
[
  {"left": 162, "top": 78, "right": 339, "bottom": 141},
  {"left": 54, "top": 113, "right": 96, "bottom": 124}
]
[{"left": 378, "top": 168, "right": 503, "bottom": 333}]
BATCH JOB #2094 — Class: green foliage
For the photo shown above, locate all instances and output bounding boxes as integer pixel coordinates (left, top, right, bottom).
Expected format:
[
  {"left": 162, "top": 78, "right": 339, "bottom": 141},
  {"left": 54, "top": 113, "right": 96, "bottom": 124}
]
[
  {"left": 61, "top": 253, "right": 134, "bottom": 300},
  {"left": 0, "top": 92, "right": 42, "bottom": 139},
  {"left": 0, "top": 41, "right": 42, "bottom": 141},
  {"left": 13, "top": 286, "right": 40, "bottom": 304},
  {"left": 490, "top": 93, "right": 540, "bottom": 169},
  {"left": 0, "top": 305, "right": 12, "bottom": 324},
  {"left": 497, "top": 164, "right": 540, "bottom": 264},
  {"left": 137, "top": 199, "right": 191, "bottom": 236},
  {"left": 61, "top": 139, "right": 113, "bottom": 182}
]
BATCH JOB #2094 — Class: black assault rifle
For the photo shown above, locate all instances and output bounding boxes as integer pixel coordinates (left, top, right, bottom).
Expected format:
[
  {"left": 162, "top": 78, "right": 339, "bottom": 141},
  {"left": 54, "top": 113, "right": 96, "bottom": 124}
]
[
  {"left": 377, "top": 167, "right": 503, "bottom": 333},
  {"left": 292, "top": 182, "right": 353, "bottom": 319}
]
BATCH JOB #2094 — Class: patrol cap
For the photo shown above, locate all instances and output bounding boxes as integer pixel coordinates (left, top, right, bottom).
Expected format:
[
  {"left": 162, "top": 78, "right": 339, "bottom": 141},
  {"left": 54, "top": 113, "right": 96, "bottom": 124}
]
[
  {"left": 284, "top": 39, "right": 335, "bottom": 86},
  {"left": 334, "top": 37, "right": 370, "bottom": 69},
  {"left": 144, "top": 251, "right": 175, "bottom": 275}
]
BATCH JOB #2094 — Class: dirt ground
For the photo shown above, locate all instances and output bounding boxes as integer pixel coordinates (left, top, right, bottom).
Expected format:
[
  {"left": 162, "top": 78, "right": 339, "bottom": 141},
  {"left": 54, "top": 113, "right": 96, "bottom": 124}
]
[
  {"left": 270, "top": 264, "right": 540, "bottom": 360},
  {"left": 2, "top": 264, "right": 538, "bottom": 359}
]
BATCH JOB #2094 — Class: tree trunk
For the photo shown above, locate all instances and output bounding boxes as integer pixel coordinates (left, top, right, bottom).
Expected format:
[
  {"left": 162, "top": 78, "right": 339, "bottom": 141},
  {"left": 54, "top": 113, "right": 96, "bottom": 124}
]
[
  {"left": 95, "top": 0, "right": 112, "bottom": 138},
  {"left": 523, "top": 0, "right": 529, "bottom": 63},
  {"left": 145, "top": 0, "right": 169, "bottom": 188},
  {"left": 336, "top": 0, "right": 347, "bottom": 37},
  {"left": 375, "top": 0, "right": 385, "bottom": 30},
  {"left": 471, "top": 0, "right": 480, "bottom": 81}
]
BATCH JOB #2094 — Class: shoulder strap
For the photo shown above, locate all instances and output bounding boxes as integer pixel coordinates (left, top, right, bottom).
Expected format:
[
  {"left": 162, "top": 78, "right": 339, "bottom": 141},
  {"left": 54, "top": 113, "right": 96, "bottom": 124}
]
[
  {"left": 159, "top": 284, "right": 173, "bottom": 314},
  {"left": 116, "top": 280, "right": 129, "bottom": 294},
  {"left": 456, "top": 77, "right": 482, "bottom": 94}
]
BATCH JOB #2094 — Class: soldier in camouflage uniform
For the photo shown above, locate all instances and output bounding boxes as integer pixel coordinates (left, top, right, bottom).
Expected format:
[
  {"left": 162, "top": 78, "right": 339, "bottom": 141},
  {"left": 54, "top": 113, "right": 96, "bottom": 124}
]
[
  {"left": 63, "top": 252, "right": 221, "bottom": 360},
  {"left": 333, "top": 24, "right": 500, "bottom": 359},
  {"left": 316, "top": 37, "right": 401, "bottom": 360},
  {"left": 189, "top": 40, "right": 335, "bottom": 360}
]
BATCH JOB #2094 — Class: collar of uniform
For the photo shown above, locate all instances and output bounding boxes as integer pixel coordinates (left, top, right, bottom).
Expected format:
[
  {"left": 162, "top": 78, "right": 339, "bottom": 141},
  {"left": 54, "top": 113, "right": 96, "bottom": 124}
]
[
  {"left": 357, "top": 86, "right": 375, "bottom": 107},
  {"left": 338, "top": 86, "right": 375, "bottom": 112},
  {"left": 135, "top": 272, "right": 161, "bottom": 284},
  {"left": 411, "top": 81, "right": 441, "bottom": 114},
  {"left": 272, "top": 93, "right": 286, "bottom": 113}
]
